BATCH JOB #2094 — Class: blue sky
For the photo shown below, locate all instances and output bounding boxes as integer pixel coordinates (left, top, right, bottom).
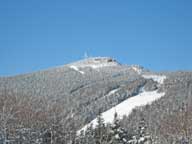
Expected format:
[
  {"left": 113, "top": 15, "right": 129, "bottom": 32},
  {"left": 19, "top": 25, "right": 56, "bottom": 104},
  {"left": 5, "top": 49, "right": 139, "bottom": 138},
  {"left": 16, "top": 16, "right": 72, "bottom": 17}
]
[{"left": 0, "top": 0, "right": 192, "bottom": 76}]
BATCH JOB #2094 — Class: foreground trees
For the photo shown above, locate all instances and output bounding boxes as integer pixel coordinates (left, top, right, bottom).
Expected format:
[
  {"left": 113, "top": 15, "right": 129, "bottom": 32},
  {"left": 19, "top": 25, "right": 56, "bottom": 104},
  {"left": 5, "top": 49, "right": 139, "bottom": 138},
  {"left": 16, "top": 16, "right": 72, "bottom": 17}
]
[
  {"left": 0, "top": 91, "right": 74, "bottom": 144},
  {"left": 0, "top": 89, "right": 192, "bottom": 144},
  {"left": 77, "top": 112, "right": 130, "bottom": 144},
  {"left": 160, "top": 102, "right": 192, "bottom": 143},
  {"left": 108, "top": 112, "right": 129, "bottom": 144}
]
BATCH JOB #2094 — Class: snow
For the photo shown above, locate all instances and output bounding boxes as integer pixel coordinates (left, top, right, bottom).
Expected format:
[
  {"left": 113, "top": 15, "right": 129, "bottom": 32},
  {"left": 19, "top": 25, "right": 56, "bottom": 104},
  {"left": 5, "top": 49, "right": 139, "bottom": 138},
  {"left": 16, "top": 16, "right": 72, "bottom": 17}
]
[
  {"left": 78, "top": 90, "right": 165, "bottom": 133},
  {"left": 142, "top": 74, "right": 166, "bottom": 84},
  {"left": 131, "top": 65, "right": 143, "bottom": 74},
  {"left": 132, "top": 67, "right": 142, "bottom": 74},
  {"left": 85, "top": 62, "right": 118, "bottom": 69},
  {"left": 69, "top": 65, "right": 85, "bottom": 74},
  {"left": 115, "top": 134, "right": 120, "bottom": 139},
  {"left": 138, "top": 137, "right": 145, "bottom": 143},
  {"left": 73, "top": 61, "right": 118, "bottom": 69},
  {"left": 69, "top": 57, "right": 119, "bottom": 70},
  {"left": 105, "top": 88, "right": 120, "bottom": 97}
]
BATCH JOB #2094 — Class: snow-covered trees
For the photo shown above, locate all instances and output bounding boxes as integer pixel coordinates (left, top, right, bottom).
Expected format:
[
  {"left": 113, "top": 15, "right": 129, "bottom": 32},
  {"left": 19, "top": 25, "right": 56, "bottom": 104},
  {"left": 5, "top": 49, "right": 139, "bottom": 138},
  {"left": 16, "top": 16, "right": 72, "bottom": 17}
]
[
  {"left": 160, "top": 102, "right": 192, "bottom": 143},
  {"left": 94, "top": 111, "right": 105, "bottom": 143},
  {"left": 128, "top": 118, "right": 152, "bottom": 144},
  {"left": 108, "top": 112, "right": 129, "bottom": 144},
  {"left": 1, "top": 69, "right": 192, "bottom": 144},
  {"left": 76, "top": 112, "right": 107, "bottom": 144},
  {"left": 0, "top": 91, "right": 22, "bottom": 144},
  {"left": 78, "top": 112, "right": 130, "bottom": 144},
  {"left": 0, "top": 89, "right": 78, "bottom": 144}
]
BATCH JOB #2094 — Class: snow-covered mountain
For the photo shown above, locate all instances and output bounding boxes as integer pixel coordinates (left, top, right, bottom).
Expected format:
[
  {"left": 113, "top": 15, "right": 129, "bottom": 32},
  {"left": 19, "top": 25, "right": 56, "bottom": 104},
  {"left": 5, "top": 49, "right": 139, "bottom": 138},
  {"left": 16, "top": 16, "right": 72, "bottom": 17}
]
[{"left": 0, "top": 57, "right": 192, "bottom": 143}]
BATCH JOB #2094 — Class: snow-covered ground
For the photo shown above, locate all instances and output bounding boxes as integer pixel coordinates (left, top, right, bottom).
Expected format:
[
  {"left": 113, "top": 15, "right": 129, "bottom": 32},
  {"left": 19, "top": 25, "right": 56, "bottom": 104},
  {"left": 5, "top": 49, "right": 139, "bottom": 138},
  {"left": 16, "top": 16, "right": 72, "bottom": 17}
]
[
  {"left": 85, "top": 62, "right": 118, "bottom": 69},
  {"left": 69, "top": 65, "right": 85, "bottom": 74},
  {"left": 131, "top": 65, "right": 143, "bottom": 75},
  {"left": 105, "top": 88, "right": 120, "bottom": 97},
  {"left": 78, "top": 90, "right": 165, "bottom": 133},
  {"left": 69, "top": 57, "right": 119, "bottom": 70},
  {"left": 142, "top": 74, "right": 166, "bottom": 84}
]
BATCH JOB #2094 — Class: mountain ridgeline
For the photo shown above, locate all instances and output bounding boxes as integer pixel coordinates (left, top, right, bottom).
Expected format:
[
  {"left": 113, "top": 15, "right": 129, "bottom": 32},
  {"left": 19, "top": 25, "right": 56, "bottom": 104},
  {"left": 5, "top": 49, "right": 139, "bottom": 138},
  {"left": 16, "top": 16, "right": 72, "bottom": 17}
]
[{"left": 0, "top": 57, "right": 192, "bottom": 144}]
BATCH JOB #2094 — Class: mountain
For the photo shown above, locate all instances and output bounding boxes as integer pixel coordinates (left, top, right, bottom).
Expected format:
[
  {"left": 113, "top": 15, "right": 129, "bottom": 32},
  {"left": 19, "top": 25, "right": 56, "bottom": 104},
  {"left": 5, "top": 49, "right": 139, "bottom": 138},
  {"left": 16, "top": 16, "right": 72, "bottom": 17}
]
[{"left": 0, "top": 57, "right": 192, "bottom": 143}]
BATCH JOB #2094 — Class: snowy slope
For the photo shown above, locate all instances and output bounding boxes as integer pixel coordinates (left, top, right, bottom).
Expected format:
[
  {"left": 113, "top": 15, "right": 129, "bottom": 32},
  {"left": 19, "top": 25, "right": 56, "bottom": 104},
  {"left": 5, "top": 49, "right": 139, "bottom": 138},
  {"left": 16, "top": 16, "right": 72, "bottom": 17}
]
[
  {"left": 78, "top": 74, "right": 167, "bottom": 133},
  {"left": 78, "top": 90, "right": 165, "bottom": 133},
  {"left": 142, "top": 74, "right": 166, "bottom": 84}
]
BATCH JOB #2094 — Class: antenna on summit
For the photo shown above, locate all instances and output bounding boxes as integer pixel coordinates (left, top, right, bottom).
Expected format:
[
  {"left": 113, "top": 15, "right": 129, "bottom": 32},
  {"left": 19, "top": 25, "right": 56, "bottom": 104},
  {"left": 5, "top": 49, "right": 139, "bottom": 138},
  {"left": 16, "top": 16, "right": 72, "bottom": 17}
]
[{"left": 84, "top": 51, "right": 89, "bottom": 59}]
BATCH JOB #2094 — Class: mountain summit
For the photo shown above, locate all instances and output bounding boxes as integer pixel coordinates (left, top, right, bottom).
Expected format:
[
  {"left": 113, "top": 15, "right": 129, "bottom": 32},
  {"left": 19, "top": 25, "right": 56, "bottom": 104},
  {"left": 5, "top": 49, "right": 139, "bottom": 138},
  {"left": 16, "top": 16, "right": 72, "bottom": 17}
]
[{"left": 69, "top": 57, "right": 120, "bottom": 69}]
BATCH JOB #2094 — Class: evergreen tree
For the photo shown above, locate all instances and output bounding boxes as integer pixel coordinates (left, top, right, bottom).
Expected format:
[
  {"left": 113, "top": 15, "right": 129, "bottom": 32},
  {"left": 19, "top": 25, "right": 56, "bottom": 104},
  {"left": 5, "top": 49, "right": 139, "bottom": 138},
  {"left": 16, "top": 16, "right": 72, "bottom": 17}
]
[
  {"left": 128, "top": 118, "right": 152, "bottom": 144},
  {"left": 76, "top": 130, "right": 86, "bottom": 144},
  {"left": 108, "top": 112, "right": 129, "bottom": 144},
  {"left": 84, "top": 124, "right": 96, "bottom": 144},
  {"left": 94, "top": 110, "right": 107, "bottom": 144}
]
